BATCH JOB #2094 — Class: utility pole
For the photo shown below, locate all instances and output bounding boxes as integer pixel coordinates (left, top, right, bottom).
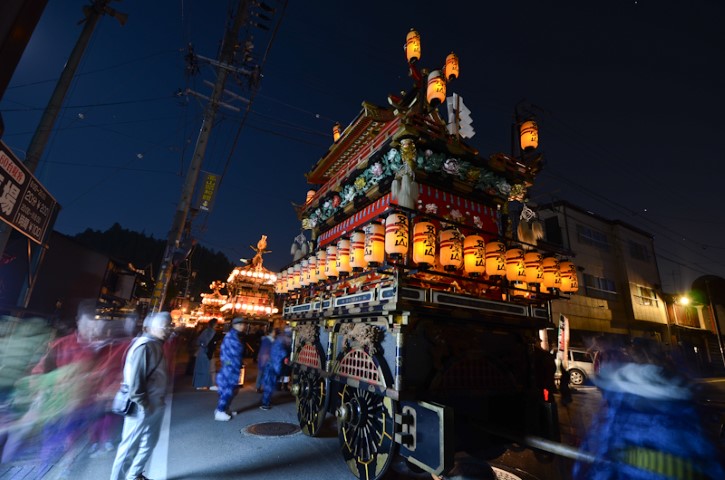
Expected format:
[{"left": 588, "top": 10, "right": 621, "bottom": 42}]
[
  {"left": 149, "top": 0, "right": 249, "bottom": 313},
  {"left": 4, "top": 0, "right": 127, "bottom": 308}
]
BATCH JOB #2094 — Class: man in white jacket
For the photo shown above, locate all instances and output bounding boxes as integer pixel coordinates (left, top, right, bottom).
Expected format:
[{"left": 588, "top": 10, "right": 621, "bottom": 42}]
[{"left": 110, "top": 312, "right": 172, "bottom": 480}]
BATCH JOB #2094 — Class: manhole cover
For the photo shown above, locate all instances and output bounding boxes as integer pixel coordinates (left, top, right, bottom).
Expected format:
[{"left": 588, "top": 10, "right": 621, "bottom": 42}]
[{"left": 244, "top": 422, "right": 300, "bottom": 437}]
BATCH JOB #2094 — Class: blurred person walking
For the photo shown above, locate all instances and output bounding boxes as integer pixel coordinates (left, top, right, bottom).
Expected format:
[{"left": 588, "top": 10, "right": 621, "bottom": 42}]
[
  {"left": 573, "top": 336, "right": 725, "bottom": 480},
  {"left": 255, "top": 328, "right": 276, "bottom": 393},
  {"left": 214, "top": 318, "right": 245, "bottom": 421},
  {"left": 110, "top": 312, "right": 173, "bottom": 480},
  {"left": 193, "top": 318, "right": 218, "bottom": 390},
  {"left": 260, "top": 329, "right": 291, "bottom": 410}
]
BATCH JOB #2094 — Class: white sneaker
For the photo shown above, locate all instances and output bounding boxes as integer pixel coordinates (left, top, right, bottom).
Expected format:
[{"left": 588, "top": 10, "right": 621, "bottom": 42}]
[
  {"left": 214, "top": 410, "right": 231, "bottom": 421},
  {"left": 209, "top": 386, "right": 218, "bottom": 391}
]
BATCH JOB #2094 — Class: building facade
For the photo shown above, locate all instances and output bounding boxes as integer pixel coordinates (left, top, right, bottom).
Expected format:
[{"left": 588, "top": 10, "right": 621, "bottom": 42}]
[{"left": 536, "top": 201, "right": 724, "bottom": 374}]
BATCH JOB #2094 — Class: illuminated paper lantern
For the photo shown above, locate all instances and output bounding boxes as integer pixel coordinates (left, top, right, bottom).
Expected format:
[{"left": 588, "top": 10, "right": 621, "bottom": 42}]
[
  {"left": 444, "top": 52, "right": 459, "bottom": 81},
  {"left": 350, "top": 230, "right": 367, "bottom": 272},
  {"left": 385, "top": 212, "right": 409, "bottom": 259},
  {"left": 277, "top": 271, "right": 288, "bottom": 293},
  {"left": 307, "top": 256, "right": 318, "bottom": 284},
  {"left": 412, "top": 220, "right": 436, "bottom": 268},
  {"left": 542, "top": 257, "right": 561, "bottom": 289},
  {"left": 524, "top": 252, "right": 543, "bottom": 284},
  {"left": 364, "top": 222, "right": 385, "bottom": 266},
  {"left": 316, "top": 250, "right": 328, "bottom": 282},
  {"left": 299, "top": 258, "right": 310, "bottom": 287},
  {"left": 325, "top": 245, "right": 338, "bottom": 279},
  {"left": 405, "top": 28, "right": 421, "bottom": 63},
  {"left": 559, "top": 260, "right": 579, "bottom": 293},
  {"left": 336, "top": 238, "right": 351, "bottom": 276},
  {"left": 292, "top": 263, "right": 301, "bottom": 290},
  {"left": 520, "top": 120, "right": 539, "bottom": 151},
  {"left": 439, "top": 227, "right": 463, "bottom": 271},
  {"left": 463, "top": 234, "right": 485, "bottom": 276},
  {"left": 333, "top": 122, "right": 341, "bottom": 142},
  {"left": 426, "top": 70, "right": 446, "bottom": 107},
  {"left": 484, "top": 241, "right": 506, "bottom": 276},
  {"left": 505, "top": 248, "right": 526, "bottom": 282}
]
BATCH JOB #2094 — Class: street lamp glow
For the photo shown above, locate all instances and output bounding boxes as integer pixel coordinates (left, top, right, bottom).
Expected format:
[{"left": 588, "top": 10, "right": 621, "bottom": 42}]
[{"left": 678, "top": 296, "right": 690, "bottom": 305}]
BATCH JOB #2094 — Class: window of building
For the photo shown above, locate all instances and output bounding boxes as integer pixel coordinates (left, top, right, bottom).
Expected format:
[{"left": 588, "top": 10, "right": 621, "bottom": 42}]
[
  {"left": 544, "top": 216, "right": 563, "bottom": 246},
  {"left": 576, "top": 224, "right": 610, "bottom": 251},
  {"left": 634, "top": 286, "right": 658, "bottom": 307},
  {"left": 583, "top": 273, "right": 617, "bottom": 300},
  {"left": 629, "top": 241, "right": 650, "bottom": 262}
]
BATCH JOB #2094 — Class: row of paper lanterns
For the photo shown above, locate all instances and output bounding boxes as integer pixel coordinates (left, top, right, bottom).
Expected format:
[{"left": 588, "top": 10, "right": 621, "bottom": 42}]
[{"left": 275, "top": 212, "right": 578, "bottom": 294}]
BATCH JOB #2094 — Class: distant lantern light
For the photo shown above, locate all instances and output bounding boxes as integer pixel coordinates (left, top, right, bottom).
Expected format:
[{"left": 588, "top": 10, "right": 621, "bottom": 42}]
[
  {"left": 505, "top": 248, "right": 527, "bottom": 282},
  {"left": 439, "top": 227, "right": 463, "bottom": 271},
  {"left": 336, "top": 238, "right": 352, "bottom": 276},
  {"left": 405, "top": 28, "right": 421, "bottom": 63},
  {"left": 463, "top": 234, "right": 485, "bottom": 276},
  {"left": 524, "top": 252, "right": 543, "bottom": 284},
  {"left": 333, "top": 122, "right": 342, "bottom": 142},
  {"left": 299, "top": 259, "right": 310, "bottom": 287},
  {"left": 350, "top": 230, "right": 368, "bottom": 272},
  {"left": 519, "top": 120, "right": 539, "bottom": 151},
  {"left": 307, "top": 256, "right": 318, "bottom": 284},
  {"left": 484, "top": 241, "right": 506, "bottom": 276},
  {"left": 541, "top": 257, "right": 561, "bottom": 289},
  {"left": 306, "top": 190, "right": 316, "bottom": 204},
  {"left": 278, "top": 270, "right": 288, "bottom": 293},
  {"left": 364, "top": 221, "right": 385, "bottom": 266},
  {"left": 325, "top": 245, "right": 338, "bottom": 279},
  {"left": 316, "top": 250, "right": 328, "bottom": 282},
  {"left": 444, "top": 52, "right": 459, "bottom": 81},
  {"left": 426, "top": 70, "right": 446, "bottom": 107},
  {"left": 559, "top": 260, "right": 579, "bottom": 293},
  {"left": 412, "top": 220, "right": 436, "bottom": 268},
  {"left": 385, "top": 212, "right": 409, "bottom": 260}
]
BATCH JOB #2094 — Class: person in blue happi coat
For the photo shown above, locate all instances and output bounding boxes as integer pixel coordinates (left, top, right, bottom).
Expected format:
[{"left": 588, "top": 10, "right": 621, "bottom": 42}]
[
  {"left": 259, "top": 329, "right": 290, "bottom": 410},
  {"left": 213, "top": 318, "right": 245, "bottom": 421}
]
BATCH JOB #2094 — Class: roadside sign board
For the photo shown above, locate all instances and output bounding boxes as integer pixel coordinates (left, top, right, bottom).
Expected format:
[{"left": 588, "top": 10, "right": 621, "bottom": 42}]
[{"left": 0, "top": 140, "right": 59, "bottom": 245}]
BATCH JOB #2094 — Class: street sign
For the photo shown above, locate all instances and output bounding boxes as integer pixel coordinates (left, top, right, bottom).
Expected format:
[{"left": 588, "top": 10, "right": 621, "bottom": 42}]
[{"left": 0, "top": 140, "right": 58, "bottom": 245}]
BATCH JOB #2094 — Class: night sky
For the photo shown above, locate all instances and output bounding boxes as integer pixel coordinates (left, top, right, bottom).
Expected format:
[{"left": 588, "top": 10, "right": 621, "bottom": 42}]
[{"left": 1, "top": 0, "right": 723, "bottom": 294}]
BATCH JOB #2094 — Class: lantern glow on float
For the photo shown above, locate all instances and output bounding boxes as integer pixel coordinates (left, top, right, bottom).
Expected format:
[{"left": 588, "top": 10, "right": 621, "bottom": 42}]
[
  {"left": 413, "top": 220, "right": 436, "bottom": 268},
  {"left": 385, "top": 212, "right": 409, "bottom": 260},
  {"left": 559, "top": 260, "right": 579, "bottom": 293},
  {"left": 426, "top": 70, "right": 446, "bottom": 107},
  {"left": 364, "top": 221, "right": 385, "bottom": 266},
  {"left": 439, "top": 227, "right": 463, "bottom": 271},
  {"left": 405, "top": 28, "right": 421, "bottom": 63},
  {"left": 524, "top": 251, "right": 544, "bottom": 284},
  {"left": 463, "top": 234, "right": 485, "bottom": 276},
  {"left": 444, "top": 52, "right": 459, "bottom": 81},
  {"left": 316, "top": 250, "right": 327, "bottom": 282},
  {"left": 519, "top": 120, "right": 539, "bottom": 151},
  {"left": 307, "top": 256, "right": 318, "bottom": 284},
  {"left": 325, "top": 244, "right": 338, "bottom": 279},
  {"left": 333, "top": 122, "right": 342, "bottom": 142},
  {"left": 336, "top": 238, "right": 352, "bottom": 276},
  {"left": 505, "top": 248, "right": 526, "bottom": 282},
  {"left": 484, "top": 241, "right": 506, "bottom": 276},
  {"left": 541, "top": 256, "right": 561, "bottom": 290},
  {"left": 350, "top": 230, "right": 367, "bottom": 272}
]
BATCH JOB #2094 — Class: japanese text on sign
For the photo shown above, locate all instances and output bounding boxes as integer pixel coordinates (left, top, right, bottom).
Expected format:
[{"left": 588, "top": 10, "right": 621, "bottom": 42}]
[{"left": 0, "top": 142, "right": 58, "bottom": 244}]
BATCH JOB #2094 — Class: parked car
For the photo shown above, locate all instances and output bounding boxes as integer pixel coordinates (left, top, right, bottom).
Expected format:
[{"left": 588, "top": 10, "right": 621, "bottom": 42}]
[{"left": 555, "top": 347, "right": 595, "bottom": 386}]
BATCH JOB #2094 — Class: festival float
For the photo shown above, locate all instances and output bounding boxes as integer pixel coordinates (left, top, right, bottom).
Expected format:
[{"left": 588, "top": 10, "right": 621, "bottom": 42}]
[{"left": 276, "top": 30, "right": 578, "bottom": 480}]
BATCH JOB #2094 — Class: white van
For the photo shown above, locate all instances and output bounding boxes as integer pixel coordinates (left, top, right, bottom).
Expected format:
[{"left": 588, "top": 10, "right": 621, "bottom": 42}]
[{"left": 555, "top": 348, "right": 595, "bottom": 386}]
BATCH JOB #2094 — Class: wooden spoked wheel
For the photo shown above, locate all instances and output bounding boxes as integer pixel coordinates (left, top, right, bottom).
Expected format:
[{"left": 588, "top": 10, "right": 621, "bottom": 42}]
[
  {"left": 293, "top": 365, "right": 327, "bottom": 436},
  {"left": 337, "top": 384, "right": 397, "bottom": 480}
]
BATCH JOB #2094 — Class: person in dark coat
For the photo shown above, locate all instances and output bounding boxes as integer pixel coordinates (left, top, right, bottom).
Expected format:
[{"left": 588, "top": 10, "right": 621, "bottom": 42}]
[
  {"left": 193, "top": 318, "right": 218, "bottom": 390},
  {"left": 255, "top": 329, "right": 277, "bottom": 393},
  {"left": 259, "top": 329, "right": 291, "bottom": 410},
  {"left": 214, "top": 318, "right": 245, "bottom": 421}
]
